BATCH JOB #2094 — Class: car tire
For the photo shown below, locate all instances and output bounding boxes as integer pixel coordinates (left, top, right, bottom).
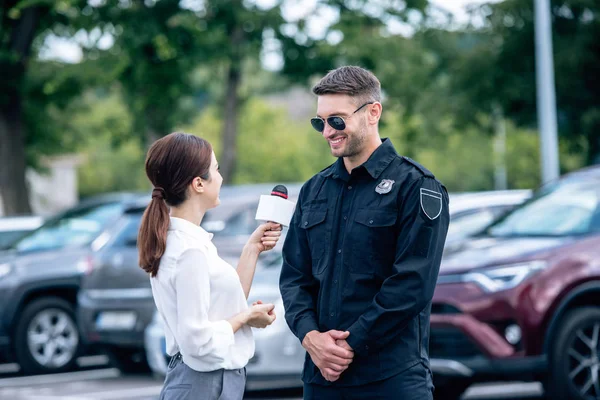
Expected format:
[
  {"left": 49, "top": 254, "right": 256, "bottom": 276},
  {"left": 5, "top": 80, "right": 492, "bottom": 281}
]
[
  {"left": 108, "top": 347, "right": 151, "bottom": 374},
  {"left": 14, "top": 297, "right": 81, "bottom": 375},
  {"left": 433, "top": 380, "right": 471, "bottom": 400},
  {"left": 546, "top": 307, "right": 600, "bottom": 400}
]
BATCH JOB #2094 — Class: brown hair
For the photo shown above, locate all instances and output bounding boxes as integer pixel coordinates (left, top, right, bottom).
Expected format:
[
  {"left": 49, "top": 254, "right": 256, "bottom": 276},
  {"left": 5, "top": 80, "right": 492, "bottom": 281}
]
[
  {"left": 138, "top": 132, "right": 213, "bottom": 277},
  {"left": 312, "top": 66, "right": 381, "bottom": 105}
]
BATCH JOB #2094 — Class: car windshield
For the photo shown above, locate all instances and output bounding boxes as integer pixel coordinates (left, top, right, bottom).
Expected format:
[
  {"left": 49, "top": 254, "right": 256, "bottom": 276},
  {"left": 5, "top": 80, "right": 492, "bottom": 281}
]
[
  {"left": 486, "top": 180, "right": 600, "bottom": 237},
  {"left": 12, "top": 202, "right": 124, "bottom": 253}
]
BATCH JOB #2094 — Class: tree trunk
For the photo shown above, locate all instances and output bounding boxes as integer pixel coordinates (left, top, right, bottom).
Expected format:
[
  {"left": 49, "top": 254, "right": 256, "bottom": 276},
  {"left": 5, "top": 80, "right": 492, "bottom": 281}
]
[
  {"left": 0, "top": 6, "right": 42, "bottom": 216},
  {"left": 219, "top": 26, "right": 244, "bottom": 184},
  {"left": 0, "top": 104, "right": 31, "bottom": 216}
]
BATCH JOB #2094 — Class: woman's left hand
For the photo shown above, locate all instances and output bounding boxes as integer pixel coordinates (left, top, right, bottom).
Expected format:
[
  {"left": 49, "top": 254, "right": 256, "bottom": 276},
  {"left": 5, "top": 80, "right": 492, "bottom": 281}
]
[{"left": 246, "top": 222, "right": 282, "bottom": 254}]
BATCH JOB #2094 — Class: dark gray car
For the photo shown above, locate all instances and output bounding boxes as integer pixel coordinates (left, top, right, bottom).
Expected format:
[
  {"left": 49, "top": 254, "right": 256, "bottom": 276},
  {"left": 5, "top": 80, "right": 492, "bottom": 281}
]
[
  {"left": 77, "top": 202, "right": 155, "bottom": 373},
  {"left": 0, "top": 192, "right": 145, "bottom": 374}
]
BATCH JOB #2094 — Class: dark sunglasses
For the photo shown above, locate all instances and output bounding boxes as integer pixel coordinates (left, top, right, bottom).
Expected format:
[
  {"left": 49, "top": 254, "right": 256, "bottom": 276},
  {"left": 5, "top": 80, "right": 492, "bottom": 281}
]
[{"left": 310, "top": 102, "right": 374, "bottom": 133}]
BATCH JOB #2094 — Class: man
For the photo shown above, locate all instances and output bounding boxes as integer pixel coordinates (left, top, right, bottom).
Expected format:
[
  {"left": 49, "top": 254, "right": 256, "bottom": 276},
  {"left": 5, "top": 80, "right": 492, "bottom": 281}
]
[{"left": 279, "top": 66, "right": 450, "bottom": 399}]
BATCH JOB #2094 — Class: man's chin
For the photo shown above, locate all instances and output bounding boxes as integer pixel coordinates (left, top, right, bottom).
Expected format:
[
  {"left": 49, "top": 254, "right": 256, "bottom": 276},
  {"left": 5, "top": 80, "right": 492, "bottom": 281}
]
[{"left": 330, "top": 147, "right": 345, "bottom": 158}]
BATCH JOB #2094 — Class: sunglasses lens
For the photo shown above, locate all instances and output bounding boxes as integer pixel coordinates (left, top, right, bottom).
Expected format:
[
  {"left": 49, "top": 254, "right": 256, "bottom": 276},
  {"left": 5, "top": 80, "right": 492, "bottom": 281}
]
[
  {"left": 311, "top": 118, "right": 325, "bottom": 132},
  {"left": 328, "top": 116, "right": 346, "bottom": 131}
]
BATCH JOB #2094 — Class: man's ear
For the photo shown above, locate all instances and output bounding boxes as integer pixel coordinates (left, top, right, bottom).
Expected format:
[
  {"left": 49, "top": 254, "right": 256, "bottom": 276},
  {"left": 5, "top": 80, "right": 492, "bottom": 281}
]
[
  {"left": 192, "top": 177, "right": 204, "bottom": 194},
  {"left": 368, "top": 102, "right": 382, "bottom": 125}
]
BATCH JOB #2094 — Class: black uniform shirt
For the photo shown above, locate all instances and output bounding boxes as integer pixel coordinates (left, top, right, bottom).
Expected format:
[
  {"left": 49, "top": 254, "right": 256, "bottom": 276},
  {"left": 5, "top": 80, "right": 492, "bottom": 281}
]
[{"left": 279, "top": 138, "right": 450, "bottom": 386}]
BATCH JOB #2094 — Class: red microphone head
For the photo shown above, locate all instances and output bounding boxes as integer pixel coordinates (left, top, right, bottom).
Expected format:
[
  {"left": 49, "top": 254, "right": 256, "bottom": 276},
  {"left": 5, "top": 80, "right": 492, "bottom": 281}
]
[{"left": 271, "top": 185, "right": 288, "bottom": 200}]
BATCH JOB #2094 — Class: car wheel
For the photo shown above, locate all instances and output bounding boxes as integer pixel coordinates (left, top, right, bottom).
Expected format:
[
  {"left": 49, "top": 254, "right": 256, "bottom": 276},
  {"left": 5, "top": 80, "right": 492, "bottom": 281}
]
[
  {"left": 108, "top": 347, "right": 151, "bottom": 374},
  {"left": 14, "top": 297, "right": 80, "bottom": 374},
  {"left": 433, "top": 380, "right": 471, "bottom": 400},
  {"left": 547, "top": 307, "right": 600, "bottom": 400}
]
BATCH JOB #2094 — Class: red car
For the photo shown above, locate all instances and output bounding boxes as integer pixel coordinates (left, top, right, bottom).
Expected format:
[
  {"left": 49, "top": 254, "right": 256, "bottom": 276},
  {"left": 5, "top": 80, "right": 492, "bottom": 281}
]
[{"left": 430, "top": 166, "right": 600, "bottom": 400}]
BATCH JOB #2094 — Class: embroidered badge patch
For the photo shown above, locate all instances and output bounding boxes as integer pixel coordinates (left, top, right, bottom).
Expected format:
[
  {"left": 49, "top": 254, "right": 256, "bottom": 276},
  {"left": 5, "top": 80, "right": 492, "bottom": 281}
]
[
  {"left": 420, "top": 188, "right": 442, "bottom": 220},
  {"left": 375, "top": 179, "right": 395, "bottom": 194}
]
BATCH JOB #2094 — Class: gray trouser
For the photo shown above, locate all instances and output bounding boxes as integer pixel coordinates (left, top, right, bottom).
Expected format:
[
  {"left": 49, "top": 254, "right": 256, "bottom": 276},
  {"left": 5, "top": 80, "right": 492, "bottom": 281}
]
[{"left": 159, "top": 352, "right": 246, "bottom": 400}]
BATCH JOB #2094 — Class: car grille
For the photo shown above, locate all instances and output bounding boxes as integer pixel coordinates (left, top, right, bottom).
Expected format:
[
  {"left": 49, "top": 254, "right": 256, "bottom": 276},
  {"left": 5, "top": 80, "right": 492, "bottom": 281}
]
[{"left": 429, "top": 327, "right": 481, "bottom": 358}]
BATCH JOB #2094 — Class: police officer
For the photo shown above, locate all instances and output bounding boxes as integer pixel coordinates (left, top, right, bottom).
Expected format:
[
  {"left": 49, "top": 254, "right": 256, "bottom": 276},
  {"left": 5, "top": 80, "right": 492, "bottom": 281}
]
[{"left": 279, "top": 66, "right": 450, "bottom": 399}]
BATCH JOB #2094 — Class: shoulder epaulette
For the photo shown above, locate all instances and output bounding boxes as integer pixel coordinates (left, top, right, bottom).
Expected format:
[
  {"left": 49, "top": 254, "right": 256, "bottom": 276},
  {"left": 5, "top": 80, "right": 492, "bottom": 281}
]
[{"left": 401, "top": 156, "right": 435, "bottom": 178}]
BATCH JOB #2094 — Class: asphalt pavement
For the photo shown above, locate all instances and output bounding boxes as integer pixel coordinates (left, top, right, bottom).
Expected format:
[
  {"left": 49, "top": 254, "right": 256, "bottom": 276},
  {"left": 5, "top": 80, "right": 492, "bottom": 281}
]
[{"left": 0, "top": 358, "right": 545, "bottom": 400}]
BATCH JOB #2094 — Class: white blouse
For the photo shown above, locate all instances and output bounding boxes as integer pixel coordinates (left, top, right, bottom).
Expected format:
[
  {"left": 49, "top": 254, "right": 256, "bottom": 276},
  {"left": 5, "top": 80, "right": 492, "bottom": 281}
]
[{"left": 150, "top": 217, "right": 254, "bottom": 371}]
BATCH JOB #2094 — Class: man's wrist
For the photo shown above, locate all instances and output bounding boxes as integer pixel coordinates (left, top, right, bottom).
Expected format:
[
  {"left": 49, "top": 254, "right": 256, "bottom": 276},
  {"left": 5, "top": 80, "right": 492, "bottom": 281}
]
[{"left": 302, "top": 330, "right": 319, "bottom": 351}]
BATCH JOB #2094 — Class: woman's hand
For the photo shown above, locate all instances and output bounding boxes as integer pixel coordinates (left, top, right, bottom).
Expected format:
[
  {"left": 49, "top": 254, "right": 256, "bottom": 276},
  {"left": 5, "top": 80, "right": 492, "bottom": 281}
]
[
  {"left": 246, "top": 222, "right": 282, "bottom": 254},
  {"left": 245, "top": 302, "right": 276, "bottom": 328}
]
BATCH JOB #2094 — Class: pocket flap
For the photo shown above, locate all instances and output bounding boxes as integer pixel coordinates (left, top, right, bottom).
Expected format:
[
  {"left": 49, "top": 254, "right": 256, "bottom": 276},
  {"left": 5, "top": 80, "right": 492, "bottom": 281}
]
[
  {"left": 355, "top": 209, "right": 397, "bottom": 227},
  {"left": 300, "top": 210, "right": 327, "bottom": 229}
]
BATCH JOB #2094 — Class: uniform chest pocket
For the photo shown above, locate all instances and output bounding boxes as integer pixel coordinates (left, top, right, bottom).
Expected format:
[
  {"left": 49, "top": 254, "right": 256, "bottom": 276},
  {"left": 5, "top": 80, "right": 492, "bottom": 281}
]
[
  {"left": 300, "top": 208, "right": 329, "bottom": 274},
  {"left": 351, "top": 209, "right": 397, "bottom": 275}
]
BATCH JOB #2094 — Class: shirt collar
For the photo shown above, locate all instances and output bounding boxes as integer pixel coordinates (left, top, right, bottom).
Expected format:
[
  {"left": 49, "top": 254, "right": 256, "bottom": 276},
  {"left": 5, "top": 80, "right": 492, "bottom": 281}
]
[
  {"left": 322, "top": 138, "right": 398, "bottom": 180},
  {"left": 169, "top": 217, "right": 214, "bottom": 242}
]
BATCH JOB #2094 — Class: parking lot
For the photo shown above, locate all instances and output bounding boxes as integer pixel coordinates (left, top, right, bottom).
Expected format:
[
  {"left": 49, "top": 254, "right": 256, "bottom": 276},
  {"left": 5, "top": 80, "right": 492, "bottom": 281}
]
[{"left": 0, "top": 357, "right": 546, "bottom": 400}]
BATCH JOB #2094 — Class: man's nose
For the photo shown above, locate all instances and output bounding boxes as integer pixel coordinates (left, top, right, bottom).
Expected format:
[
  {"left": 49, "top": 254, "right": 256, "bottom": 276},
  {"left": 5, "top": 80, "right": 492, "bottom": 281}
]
[{"left": 322, "top": 122, "right": 337, "bottom": 138}]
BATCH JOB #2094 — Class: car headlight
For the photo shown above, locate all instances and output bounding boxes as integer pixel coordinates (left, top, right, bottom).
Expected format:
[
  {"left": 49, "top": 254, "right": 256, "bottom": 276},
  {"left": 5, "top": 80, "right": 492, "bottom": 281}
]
[
  {"left": 442, "top": 261, "right": 547, "bottom": 293},
  {"left": 0, "top": 263, "right": 12, "bottom": 280}
]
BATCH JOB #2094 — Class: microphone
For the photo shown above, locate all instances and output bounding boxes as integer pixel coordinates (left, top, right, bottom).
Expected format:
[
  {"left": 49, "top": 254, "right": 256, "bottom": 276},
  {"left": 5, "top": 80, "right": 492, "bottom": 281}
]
[{"left": 255, "top": 184, "right": 296, "bottom": 227}]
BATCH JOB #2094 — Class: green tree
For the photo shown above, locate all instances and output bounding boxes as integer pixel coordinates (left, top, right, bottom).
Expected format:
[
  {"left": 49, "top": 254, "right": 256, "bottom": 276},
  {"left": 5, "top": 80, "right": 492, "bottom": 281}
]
[
  {"left": 183, "top": 98, "right": 333, "bottom": 184},
  {"left": 0, "top": 0, "right": 90, "bottom": 215},
  {"left": 449, "top": 0, "right": 600, "bottom": 165}
]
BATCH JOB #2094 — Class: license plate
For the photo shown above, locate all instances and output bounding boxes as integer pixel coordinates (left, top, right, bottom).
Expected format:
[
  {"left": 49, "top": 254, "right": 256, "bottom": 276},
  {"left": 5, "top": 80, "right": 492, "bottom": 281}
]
[{"left": 96, "top": 311, "right": 137, "bottom": 330}]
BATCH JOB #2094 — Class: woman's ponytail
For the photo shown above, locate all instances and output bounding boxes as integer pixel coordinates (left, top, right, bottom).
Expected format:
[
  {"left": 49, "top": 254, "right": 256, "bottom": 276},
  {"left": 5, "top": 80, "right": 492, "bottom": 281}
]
[{"left": 138, "top": 188, "right": 170, "bottom": 277}]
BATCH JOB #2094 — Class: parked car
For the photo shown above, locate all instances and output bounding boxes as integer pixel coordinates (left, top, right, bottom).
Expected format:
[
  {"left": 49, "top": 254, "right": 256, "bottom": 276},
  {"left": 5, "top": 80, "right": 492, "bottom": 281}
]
[
  {"left": 143, "top": 188, "right": 535, "bottom": 390},
  {"left": 0, "top": 192, "right": 145, "bottom": 374},
  {"left": 76, "top": 201, "right": 154, "bottom": 373},
  {"left": 0, "top": 216, "right": 44, "bottom": 250},
  {"left": 430, "top": 166, "right": 600, "bottom": 400},
  {"left": 445, "top": 189, "right": 532, "bottom": 249}
]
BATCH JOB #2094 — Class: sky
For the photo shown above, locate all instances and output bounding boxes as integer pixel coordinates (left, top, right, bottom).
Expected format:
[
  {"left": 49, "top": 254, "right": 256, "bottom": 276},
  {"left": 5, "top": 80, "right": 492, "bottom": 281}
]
[{"left": 39, "top": 0, "right": 501, "bottom": 66}]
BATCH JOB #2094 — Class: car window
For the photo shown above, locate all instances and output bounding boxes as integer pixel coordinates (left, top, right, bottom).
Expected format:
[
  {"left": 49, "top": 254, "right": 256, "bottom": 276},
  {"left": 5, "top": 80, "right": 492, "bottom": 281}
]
[
  {"left": 13, "top": 202, "right": 124, "bottom": 253},
  {"left": 214, "top": 207, "right": 259, "bottom": 237},
  {"left": 447, "top": 206, "right": 515, "bottom": 243},
  {"left": 448, "top": 209, "right": 495, "bottom": 241},
  {"left": 112, "top": 214, "right": 143, "bottom": 248},
  {"left": 488, "top": 182, "right": 600, "bottom": 237},
  {"left": 0, "top": 230, "right": 32, "bottom": 250}
]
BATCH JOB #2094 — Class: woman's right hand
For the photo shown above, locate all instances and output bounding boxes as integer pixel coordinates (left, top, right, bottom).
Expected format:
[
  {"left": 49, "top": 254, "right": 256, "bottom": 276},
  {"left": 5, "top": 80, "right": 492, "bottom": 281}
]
[{"left": 245, "top": 303, "right": 276, "bottom": 328}]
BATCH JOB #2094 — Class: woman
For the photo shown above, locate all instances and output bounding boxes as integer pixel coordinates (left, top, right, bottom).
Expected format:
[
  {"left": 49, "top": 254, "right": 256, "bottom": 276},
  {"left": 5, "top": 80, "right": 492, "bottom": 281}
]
[{"left": 137, "top": 132, "right": 281, "bottom": 400}]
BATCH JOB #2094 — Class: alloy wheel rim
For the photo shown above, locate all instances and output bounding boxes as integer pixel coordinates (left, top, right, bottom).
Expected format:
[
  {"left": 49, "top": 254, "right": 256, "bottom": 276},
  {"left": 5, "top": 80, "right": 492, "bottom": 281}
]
[
  {"left": 568, "top": 321, "right": 600, "bottom": 400},
  {"left": 27, "top": 308, "right": 79, "bottom": 369}
]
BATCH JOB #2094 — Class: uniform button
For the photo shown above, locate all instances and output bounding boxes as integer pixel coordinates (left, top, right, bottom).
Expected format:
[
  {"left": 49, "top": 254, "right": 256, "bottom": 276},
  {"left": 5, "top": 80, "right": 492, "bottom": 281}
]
[
  {"left": 304, "top": 221, "right": 308, "bottom": 226},
  {"left": 348, "top": 186, "right": 353, "bottom": 190},
  {"left": 330, "top": 312, "right": 335, "bottom": 317},
  {"left": 338, "top": 249, "right": 342, "bottom": 254},
  {"left": 343, "top": 216, "right": 347, "bottom": 221},
  {"left": 333, "top": 280, "right": 338, "bottom": 284},
  {"left": 365, "top": 345, "right": 369, "bottom": 350},
  {"left": 369, "top": 220, "right": 374, "bottom": 224}
]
